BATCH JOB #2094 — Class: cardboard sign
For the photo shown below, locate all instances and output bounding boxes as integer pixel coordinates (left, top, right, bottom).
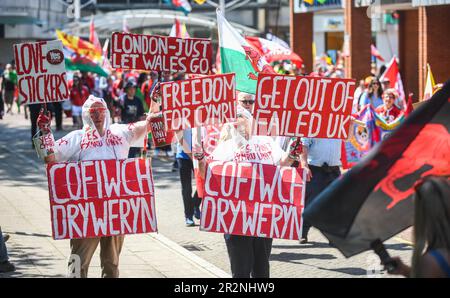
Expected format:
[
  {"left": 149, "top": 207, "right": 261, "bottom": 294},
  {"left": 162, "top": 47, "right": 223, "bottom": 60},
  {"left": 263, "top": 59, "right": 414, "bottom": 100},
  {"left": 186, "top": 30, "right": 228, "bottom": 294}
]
[
  {"left": 161, "top": 73, "right": 236, "bottom": 130},
  {"left": 111, "top": 32, "right": 212, "bottom": 74},
  {"left": 200, "top": 161, "right": 306, "bottom": 240},
  {"left": 47, "top": 158, "right": 157, "bottom": 240},
  {"left": 14, "top": 40, "right": 69, "bottom": 105},
  {"left": 150, "top": 115, "right": 175, "bottom": 147},
  {"left": 254, "top": 74, "right": 356, "bottom": 139}
]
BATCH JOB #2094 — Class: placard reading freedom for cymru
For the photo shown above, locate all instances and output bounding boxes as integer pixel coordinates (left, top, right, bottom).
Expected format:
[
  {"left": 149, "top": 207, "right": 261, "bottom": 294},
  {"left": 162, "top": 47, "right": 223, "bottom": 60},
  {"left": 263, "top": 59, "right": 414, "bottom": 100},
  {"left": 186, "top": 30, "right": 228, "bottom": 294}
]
[
  {"left": 200, "top": 161, "right": 306, "bottom": 240},
  {"left": 161, "top": 73, "right": 236, "bottom": 130},
  {"left": 14, "top": 40, "right": 69, "bottom": 104},
  {"left": 111, "top": 32, "right": 212, "bottom": 74},
  {"left": 47, "top": 158, "right": 157, "bottom": 240},
  {"left": 254, "top": 74, "right": 356, "bottom": 139}
]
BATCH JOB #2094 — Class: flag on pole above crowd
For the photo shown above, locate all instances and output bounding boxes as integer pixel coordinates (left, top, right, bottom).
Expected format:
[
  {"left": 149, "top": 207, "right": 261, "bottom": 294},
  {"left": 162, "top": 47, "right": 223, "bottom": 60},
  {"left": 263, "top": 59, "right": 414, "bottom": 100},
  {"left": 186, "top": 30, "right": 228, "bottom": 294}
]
[
  {"left": 423, "top": 64, "right": 436, "bottom": 101},
  {"left": 379, "top": 56, "right": 406, "bottom": 108},
  {"left": 303, "top": 80, "right": 450, "bottom": 257},
  {"left": 56, "top": 30, "right": 102, "bottom": 62},
  {"left": 101, "top": 39, "right": 112, "bottom": 72},
  {"left": 56, "top": 29, "right": 108, "bottom": 76},
  {"left": 169, "top": 19, "right": 190, "bottom": 38},
  {"left": 245, "top": 36, "right": 303, "bottom": 68},
  {"left": 164, "top": 0, "right": 192, "bottom": 15},
  {"left": 89, "top": 15, "right": 102, "bottom": 54},
  {"left": 123, "top": 18, "right": 130, "bottom": 33},
  {"left": 371, "top": 44, "right": 385, "bottom": 62},
  {"left": 217, "top": 9, "right": 274, "bottom": 94}
]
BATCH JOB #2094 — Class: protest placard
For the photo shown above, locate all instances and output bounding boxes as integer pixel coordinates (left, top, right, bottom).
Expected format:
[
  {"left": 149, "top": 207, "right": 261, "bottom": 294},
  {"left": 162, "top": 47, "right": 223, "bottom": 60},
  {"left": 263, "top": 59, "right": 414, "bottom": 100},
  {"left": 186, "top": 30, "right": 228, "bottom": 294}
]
[
  {"left": 14, "top": 40, "right": 69, "bottom": 104},
  {"left": 149, "top": 114, "right": 175, "bottom": 147},
  {"left": 200, "top": 161, "right": 306, "bottom": 240},
  {"left": 47, "top": 158, "right": 157, "bottom": 240},
  {"left": 111, "top": 32, "right": 212, "bottom": 74},
  {"left": 254, "top": 74, "right": 356, "bottom": 139},
  {"left": 161, "top": 73, "right": 236, "bottom": 130}
]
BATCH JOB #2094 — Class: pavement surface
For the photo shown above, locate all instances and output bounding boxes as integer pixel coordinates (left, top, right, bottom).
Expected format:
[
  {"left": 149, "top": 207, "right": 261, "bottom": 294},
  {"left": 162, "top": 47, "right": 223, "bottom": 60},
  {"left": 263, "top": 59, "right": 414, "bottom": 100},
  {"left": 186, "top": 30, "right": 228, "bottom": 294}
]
[{"left": 0, "top": 108, "right": 413, "bottom": 278}]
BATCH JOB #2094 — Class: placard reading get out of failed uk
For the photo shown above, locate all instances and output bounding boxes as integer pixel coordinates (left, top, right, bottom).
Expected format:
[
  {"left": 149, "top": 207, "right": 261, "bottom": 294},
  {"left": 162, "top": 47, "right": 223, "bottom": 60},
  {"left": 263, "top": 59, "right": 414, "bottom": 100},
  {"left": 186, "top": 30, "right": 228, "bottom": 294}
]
[{"left": 254, "top": 74, "right": 356, "bottom": 139}]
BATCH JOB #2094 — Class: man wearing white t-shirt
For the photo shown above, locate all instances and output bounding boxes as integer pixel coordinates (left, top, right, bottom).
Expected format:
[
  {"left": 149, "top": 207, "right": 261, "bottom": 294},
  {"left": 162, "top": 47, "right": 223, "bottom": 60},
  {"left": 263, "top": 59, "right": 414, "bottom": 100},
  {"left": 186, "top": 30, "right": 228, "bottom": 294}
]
[
  {"left": 35, "top": 95, "right": 152, "bottom": 278},
  {"left": 195, "top": 107, "right": 302, "bottom": 278}
]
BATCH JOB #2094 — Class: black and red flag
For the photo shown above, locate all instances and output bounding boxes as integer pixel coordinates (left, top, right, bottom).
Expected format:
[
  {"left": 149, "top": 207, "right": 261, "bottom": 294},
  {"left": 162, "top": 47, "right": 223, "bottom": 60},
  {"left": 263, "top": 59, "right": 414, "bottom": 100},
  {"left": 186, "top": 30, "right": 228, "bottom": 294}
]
[{"left": 303, "top": 80, "right": 450, "bottom": 257}]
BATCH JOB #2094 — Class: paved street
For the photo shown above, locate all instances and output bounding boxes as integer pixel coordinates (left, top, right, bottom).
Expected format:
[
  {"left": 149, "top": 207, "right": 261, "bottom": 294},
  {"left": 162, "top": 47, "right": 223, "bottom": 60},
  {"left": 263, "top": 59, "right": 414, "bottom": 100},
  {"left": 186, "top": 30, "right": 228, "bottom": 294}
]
[{"left": 0, "top": 110, "right": 413, "bottom": 278}]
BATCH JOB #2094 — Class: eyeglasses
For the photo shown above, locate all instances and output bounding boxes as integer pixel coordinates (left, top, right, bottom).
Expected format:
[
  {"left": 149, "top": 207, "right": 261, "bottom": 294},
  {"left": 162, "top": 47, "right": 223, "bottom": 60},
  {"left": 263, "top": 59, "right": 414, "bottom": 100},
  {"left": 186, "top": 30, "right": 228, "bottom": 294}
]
[{"left": 240, "top": 100, "right": 255, "bottom": 105}]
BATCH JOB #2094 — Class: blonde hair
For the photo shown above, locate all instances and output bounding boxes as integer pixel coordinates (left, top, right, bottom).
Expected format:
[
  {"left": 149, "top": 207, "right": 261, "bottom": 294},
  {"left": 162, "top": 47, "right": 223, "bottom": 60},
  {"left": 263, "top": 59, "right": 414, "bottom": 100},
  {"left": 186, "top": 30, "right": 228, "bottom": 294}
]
[
  {"left": 383, "top": 88, "right": 399, "bottom": 99},
  {"left": 412, "top": 176, "right": 450, "bottom": 277}
]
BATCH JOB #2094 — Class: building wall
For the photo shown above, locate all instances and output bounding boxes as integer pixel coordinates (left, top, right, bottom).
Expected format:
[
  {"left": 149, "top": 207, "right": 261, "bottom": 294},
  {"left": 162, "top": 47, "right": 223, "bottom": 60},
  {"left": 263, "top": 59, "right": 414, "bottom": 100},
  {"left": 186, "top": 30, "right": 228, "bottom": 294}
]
[
  {"left": 399, "top": 9, "right": 419, "bottom": 98},
  {"left": 423, "top": 5, "right": 450, "bottom": 86},
  {"left": 375, "top": 23, "right": 399, "bottom": 68}
]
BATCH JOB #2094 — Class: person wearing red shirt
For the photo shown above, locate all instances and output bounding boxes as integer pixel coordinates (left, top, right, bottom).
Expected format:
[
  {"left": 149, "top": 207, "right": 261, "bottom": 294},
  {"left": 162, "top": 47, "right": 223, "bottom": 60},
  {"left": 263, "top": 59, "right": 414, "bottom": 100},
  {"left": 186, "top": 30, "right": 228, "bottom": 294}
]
[
  {"left": 80, "top": 71, "right": 95, "bottom": 92},
  {"left": 376, "top": 88, "right": 402, "bottom": 123},
  {"left": 70, "top": 75, "right": 90, "bottom": 128}
]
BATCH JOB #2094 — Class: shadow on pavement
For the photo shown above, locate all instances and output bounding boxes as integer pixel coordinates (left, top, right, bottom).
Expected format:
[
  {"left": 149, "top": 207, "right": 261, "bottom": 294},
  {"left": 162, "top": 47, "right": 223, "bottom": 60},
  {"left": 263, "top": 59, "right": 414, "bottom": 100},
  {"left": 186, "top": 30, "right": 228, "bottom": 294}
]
[
  {"left": 272, "top": 241, "right": 332, "bottom": 250},
  {"left": 0, "top": 244, "right": 66, "bottom": 278},
  {"left": 270, "top": 252, "right": 337, "bottom": 262},
  {"left": 317, "top": 266, "right": 368, "bottom": 276},
  {"left": 4, "top": 231, "right": 52, "bottom": 238}
]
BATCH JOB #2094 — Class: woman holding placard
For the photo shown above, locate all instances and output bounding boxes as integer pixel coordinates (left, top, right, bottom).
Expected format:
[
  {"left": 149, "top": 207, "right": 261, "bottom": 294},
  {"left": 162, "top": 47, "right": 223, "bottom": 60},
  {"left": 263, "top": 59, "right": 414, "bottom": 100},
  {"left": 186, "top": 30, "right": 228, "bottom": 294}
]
[{"left": 194, "top": 101, "right": 302, "bottom": 278}]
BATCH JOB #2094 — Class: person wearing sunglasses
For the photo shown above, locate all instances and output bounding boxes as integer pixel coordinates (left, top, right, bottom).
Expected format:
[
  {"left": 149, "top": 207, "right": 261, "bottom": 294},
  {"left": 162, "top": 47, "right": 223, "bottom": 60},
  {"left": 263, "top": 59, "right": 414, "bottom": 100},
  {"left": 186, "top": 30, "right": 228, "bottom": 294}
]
[
  {"left": 194, "top": 107, "right": 302, "bottom": 278},
  {"left": 388, "top": 176, "right": 450, "bottom": 278},
  {"left": 34, "top": 95, "right": 154, "bottom": 278},
  {"left": 237, "top": 91, "right": 255, "bottom": 114},
  {"left": 359, "top": 77, "right": 383, "bottom": 110}
]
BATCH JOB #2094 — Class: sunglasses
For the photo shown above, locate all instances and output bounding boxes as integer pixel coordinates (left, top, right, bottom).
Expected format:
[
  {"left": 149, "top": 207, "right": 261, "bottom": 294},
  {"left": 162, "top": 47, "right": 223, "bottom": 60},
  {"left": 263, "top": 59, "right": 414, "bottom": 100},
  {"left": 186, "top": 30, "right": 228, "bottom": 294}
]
[{"left": 240, "top": 100, "right": 255, "bottom": 105}]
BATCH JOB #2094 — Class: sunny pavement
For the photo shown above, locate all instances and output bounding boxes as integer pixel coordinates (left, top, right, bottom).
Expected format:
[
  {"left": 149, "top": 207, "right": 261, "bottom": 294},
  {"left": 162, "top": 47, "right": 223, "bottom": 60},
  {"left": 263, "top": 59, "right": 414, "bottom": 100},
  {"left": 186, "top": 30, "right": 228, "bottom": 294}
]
[{"left": 0, "top": 110, "right": 412, "bottom": 278}]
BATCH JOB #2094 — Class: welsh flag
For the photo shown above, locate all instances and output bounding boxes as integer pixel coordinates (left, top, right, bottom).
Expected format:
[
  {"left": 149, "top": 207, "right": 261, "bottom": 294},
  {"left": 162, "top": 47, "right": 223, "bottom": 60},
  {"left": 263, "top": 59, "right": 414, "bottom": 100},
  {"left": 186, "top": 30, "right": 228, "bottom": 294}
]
[
  {"left": 217, "top": 9, "right": 274, "bottom": 94},
  {"left": 63, "top": 47, "right": 108, "bottom": 77}
]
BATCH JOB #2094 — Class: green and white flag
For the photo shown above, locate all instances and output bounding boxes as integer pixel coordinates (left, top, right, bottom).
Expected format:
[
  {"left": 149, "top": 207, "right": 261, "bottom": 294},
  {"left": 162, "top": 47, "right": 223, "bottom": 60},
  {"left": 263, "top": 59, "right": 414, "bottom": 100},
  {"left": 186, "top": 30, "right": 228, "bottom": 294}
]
[{"left": 217, "top": 9, "right": 268, "bottom": 94}]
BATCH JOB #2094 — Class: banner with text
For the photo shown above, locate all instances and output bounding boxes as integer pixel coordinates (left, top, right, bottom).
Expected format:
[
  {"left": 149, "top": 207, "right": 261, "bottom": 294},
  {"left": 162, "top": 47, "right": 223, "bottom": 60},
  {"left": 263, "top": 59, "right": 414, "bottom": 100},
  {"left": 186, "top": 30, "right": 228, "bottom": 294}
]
[
  {"left": 14, "top": 40, "right": 69, "bottom": 105},
  {"left": 111, "top": 32, "right": 212, "bottom": 74},
  {"left": 150, "top": 114, "right": 175, "bottom": 147},
  {"left": 200, "top": 161, "right": 306, "bottom": 240},
  {"left": 254, "top": 74, "right": 356, "bottom": 139},
  {"left": 47, "top": 158, "right": 157, "bottom": 240},
  {"left": 161, "top": 73, "right": 236, "bottom": 130}
]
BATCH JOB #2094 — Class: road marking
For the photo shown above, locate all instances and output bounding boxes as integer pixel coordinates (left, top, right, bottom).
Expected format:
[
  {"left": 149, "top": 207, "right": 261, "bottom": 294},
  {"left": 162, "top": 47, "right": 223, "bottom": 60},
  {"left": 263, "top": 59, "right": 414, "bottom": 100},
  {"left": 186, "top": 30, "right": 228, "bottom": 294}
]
[{"left": 393, "top": 237, "right": 413, "bottom": 246}]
